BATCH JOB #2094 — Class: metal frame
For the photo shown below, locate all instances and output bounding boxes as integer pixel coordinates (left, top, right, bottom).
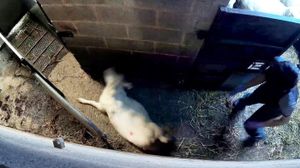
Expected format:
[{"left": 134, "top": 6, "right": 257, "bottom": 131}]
[{"left": 0, "top": 32, "right": 110, "bottom": 147}]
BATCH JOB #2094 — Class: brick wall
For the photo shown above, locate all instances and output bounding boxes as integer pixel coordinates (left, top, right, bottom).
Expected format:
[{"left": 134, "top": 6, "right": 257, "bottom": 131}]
[{"left": 38, "top": 0, "right": 229, "bottom": 72}]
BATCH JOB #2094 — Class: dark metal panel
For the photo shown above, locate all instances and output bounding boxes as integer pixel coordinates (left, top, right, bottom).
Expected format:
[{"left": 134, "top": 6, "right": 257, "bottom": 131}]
[
  {"left": 0, "top": 0, "right": 26, "bottom": 35},
  {"left": 0, "top": 0, "right": 34, "bottom": 35},
  {"left": 191, "top": 7, "right": 300, "bottom": 89},
  {"left": 195, "top": 7, "right": 300, "bottom": 73},
  {"left": 210, "top": 8, "right": 300, "bottom": 48}
]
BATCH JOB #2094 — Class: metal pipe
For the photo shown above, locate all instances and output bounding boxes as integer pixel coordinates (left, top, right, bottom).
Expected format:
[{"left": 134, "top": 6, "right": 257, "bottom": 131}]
[
  {"left": 0, "top": 31, "right": 23, "bottom": 60},
  {"left": 0, "top": 32, "right": 110, "bottom": 147},
  {"left": 33, "top": 73, "right": 108, "bottom": 142}
]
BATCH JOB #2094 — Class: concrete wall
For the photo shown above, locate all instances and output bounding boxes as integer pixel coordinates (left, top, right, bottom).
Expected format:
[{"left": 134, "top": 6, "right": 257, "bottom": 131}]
[
  {"left": 38, "top": 0, "right": 229, "bottom": 71},
  {"left": 2, "top": 125, "right": 300, "bottom": 168}
]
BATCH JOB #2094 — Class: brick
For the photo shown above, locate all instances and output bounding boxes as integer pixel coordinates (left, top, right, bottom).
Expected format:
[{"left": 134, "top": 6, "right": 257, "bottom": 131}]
[
  {"left": 64, "top": 0, "right": 105, "bottom": 4},
  {"left": 106, "top": 38, "right": 154, "bottom": 52},
  {"left": 125, "top": 0, "right": 193, "bottom": 12},
  {"left": 64, "top": 36, "right": 106, "bottom": 47},
  {"left": 132, "top": 51, "right": 178, "bottom": 69},
  {"left": 182, "top": 32, "right": 203, "bottom": 57},
  {"left": 194, "top": 21, "right": 212, "bottom": 31},
  {"left": 105, "top": 0, "right": 124, "bottom": 5},
  {"left": 95, "top": 7, "right": 155, "bottom": 26},
  {"left": 212, "top": 0, "right": 230, "bottom": 7},
  {"left": 42, "top": 5, "right": 96, "bottom": 21},
  {"left": 183, "top": 32, "right": 204, "bottom": 46},
  {"left": 131, "top": 52, "right": 160, "bottom": 68},
  {"left": 64, "top": 0, "right": 123, "bottom": 5},
  {"left": 190, "top": 0, "right": 227, "bottom": 30},
  {"left": 158, "top": 12, "right": 192, "bottom": 30},
  {"left": 38, "top": 0, "right": 62, "bottom": 4},
  {"left": 180, "top": 45, "right": 201, "bottom": 57},
  {"left": 75, "top": 22, "right": 127, "bottom": 38},
  {"left": 155, "top": 43, "right": 180, "bottom": 55},
  {"left": 128, "top": 26, "right": 182, "bottom": 43},
  {"left": 52, "top": 21, "right": 77, "bottom": 34},
  {"left": 191, "top": 0, "right": 213, "bottom": 15},
  {"left": 88, "top": 47, "right": 131, "bottom": 58}
]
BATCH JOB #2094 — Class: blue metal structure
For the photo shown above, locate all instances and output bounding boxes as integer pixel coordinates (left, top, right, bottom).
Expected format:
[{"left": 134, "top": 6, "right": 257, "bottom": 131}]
[{"left": 193, "top": 7, "right": 300, "bottom": 88}]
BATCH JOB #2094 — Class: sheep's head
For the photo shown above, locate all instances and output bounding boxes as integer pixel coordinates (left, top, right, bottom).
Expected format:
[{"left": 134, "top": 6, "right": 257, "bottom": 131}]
[{"left": 103, "top": 68, "right": 124, "bottom": 86}]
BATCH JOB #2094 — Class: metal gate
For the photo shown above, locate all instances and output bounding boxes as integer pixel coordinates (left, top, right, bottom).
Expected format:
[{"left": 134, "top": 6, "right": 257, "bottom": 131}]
[{"left": 193, "top": 7, "right": 300, "bottom": 88}]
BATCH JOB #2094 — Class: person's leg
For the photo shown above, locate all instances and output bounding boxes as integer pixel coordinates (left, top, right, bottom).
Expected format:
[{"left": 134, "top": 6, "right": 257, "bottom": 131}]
[
  {"left": 230, "top": 84, "right": 270, "bottom": 121},
  {"left": 244, "top": 124, "right": 266, "bottom": 141},
  {"left": 243, "top": 105, "right": 281, "bottom": 147},
  {"left": 293, "top": 40, "right": 300, "bottom": 58},
  {"left": 230, "top": 92, "right": 259, "bottom": 121}
]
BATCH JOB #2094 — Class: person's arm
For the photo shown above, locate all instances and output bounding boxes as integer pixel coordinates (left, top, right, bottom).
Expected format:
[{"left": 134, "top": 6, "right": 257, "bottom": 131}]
[
  {"left": 229, "top": 73, "right": 266, "bottom": 96},
  {"left": 262, "top": 115, "right": 291, "bottom": 127},
  {"left": 226, "top": 73, "right": 266, "bottom": 108}
]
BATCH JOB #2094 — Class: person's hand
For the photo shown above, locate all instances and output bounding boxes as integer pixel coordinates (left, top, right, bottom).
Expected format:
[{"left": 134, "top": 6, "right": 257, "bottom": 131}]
[{"left": 245, "top": 121, "right": 264, "bottom": 129}]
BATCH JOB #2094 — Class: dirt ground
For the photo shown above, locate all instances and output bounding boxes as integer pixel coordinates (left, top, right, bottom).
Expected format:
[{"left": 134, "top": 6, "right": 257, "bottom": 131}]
[
  {"left": 1, "top": 18, "right": 300, "bottom": 160},
  {"left": 48, "top": 53, "right": 140, "bottom": 152},
  {"left": 0, "top": 49, "right": 102, "bottom": 147}
]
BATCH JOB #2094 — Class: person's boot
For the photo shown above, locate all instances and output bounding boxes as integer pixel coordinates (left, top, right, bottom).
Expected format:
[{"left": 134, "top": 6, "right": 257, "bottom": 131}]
[
  {"left": 242, "top": 137, "right": 257, "bottom": 147},
  {"left": 242, "top": 134, "right": 266, "bottom": 148}
]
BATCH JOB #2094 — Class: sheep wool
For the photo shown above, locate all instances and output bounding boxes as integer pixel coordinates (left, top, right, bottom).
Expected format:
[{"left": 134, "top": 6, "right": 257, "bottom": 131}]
[
  {"left": 78, "top": 68, "right": 172, "bottom": 151},
  {"left": 236, "top": 0, "right": 289, "bottom": 16}
]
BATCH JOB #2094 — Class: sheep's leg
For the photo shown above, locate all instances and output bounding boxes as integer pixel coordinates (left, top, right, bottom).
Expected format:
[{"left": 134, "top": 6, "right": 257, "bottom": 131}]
[{"left": 77, "top": 98, "right": 105, "bottom": 112}]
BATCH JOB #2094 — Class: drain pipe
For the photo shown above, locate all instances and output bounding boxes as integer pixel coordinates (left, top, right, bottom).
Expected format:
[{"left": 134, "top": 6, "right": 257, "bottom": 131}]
[{"left": 0, "top": 32, "right": 111, "bottom": 148}]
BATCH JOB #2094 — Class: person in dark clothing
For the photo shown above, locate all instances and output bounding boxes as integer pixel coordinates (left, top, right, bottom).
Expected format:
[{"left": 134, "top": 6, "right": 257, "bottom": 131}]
[{"left": 226, "top": 56, "right": 299, "bottom": 147}]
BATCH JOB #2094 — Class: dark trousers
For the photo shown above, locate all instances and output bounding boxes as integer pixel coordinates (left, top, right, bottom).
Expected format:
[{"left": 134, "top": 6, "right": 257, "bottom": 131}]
[{"left": 233, "top": 92, "right": 282, "bottom": 140}]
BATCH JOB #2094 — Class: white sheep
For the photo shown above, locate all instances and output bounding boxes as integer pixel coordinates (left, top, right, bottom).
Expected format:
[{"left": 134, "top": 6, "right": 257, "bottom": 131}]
[
  {"left": 281, "top": 0, "right": 300, "bottom": 18},
  {"left": 228, "top": 0, "right": 237, "bottom": 8},
  {"left": 234, "top": 0, "right": 291, "bottom": 16},
  {"left": 281, "top": 0, "right": 300, "bottom": 6},
  {"left": 77, "top": 68, "right": 173, "bottom": 152}
]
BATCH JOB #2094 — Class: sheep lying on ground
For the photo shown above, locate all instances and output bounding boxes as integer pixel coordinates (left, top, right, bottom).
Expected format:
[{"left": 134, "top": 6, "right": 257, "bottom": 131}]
[{"left": 78, "top": 68, "right": 174, "bottom": 153}]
